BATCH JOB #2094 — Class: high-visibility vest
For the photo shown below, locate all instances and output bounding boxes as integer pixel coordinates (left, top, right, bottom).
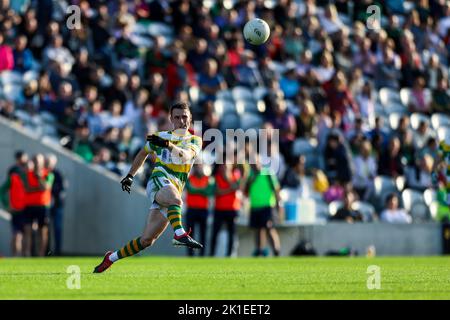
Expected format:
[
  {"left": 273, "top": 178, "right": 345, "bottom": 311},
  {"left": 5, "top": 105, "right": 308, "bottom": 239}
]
[
  {"left": 214, "top": 170, "right": 241, "bottom": 211},
  {"left": 25, "top": 169, "right": 52, "bottom": 207},
  {"left": 9, "top": 173, "right": 26, "bottom": 211},
  {"left": 186, "top": 175, "right": 209, "bottom": 209}
]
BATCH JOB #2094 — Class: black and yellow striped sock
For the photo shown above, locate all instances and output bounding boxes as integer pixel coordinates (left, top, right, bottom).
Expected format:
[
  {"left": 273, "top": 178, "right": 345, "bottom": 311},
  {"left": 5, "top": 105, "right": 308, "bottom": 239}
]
[
  {"left": 167, "top": 204, "right": 184, "bottom": 234},
  {"left": 117, "top": 237, "right": 145, "bottom": 259}
]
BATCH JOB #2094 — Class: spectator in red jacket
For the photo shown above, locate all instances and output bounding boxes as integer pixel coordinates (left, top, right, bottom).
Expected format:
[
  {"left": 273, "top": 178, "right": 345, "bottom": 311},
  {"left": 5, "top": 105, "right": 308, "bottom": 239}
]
[{"left": 166, "top": 50, "right": 197, "bottom": 99}]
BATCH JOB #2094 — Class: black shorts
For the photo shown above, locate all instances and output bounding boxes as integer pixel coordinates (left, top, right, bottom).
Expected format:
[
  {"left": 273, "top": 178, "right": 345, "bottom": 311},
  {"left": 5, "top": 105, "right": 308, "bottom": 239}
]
[
  {"left": 11, "top": 210, "right": 25, "bottom": 233},
  {"left": 24, "top": 206, "right": 50, "bottom": 227},
  {"left": 249, "top": 207, "right": 274, "bottom": 229}
]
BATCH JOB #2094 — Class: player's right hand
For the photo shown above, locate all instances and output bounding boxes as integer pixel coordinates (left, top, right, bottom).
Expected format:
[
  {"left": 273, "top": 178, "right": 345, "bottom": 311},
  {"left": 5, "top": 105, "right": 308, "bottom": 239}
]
[{"left": 120, "top": 174, "right": 133, "bottom": 194}]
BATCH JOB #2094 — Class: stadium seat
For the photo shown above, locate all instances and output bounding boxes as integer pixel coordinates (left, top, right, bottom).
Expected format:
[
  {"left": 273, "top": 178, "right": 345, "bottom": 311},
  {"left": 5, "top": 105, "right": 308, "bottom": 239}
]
[
  {"left": 379, "top": 88, "right": 405, "bottom": 112},
  {"left": 328, "top": 200, "right": 343, "bottom": 217},
  {"left": 22, "top": 70, "right": 39, "bottom": 84},
  {"left": 429, "top": 201, "right": 439, "bottom": 221},
  {"left": 219, "top": 112, "right": 240, "bottom": 131},
  {"left": 374, "top": 175, "right": 397, "bottom": 197},
  {"left": 437, "top": 127, "right": 450, "bottom": 142},
  {"left": 395, "top": 176, "right": 406, "bottom": 192},
  {"left": 292, "top": 138, "right": 316, "bottom": 156},
  {"left": 401, "top": 188, "right": 425, "bottom": 212},
  {"left": 2, "top": 84, "right": 24, "bottom": 104},
  {"left": 409, "top": 202, "right": 430, "bottom": 222},
  {"left": 423, "top": 188, "right": 437, "bottom": 206},
  {"left": 232, "top": 86, "right": 254, "bottom": 102},
  {"left": 389, "top": 113, "right": 405, "bottom": 130},
  {"left": 147, "top": 22, "right": 174, "bottom": 38},
  {"left": 216, "top": 89, "right": 233, "bottom": 101},
  {"left": 351, "top": 201, "right": 376, "bottom": 222},
  {"left": 253, "top": 86, "right": 268, "bottom": 101},
  {"left": 188, "top": 86, "right": 200, "bottom": 105},
  {"left": 214, "top": 99, "right": 236, "bottom": 116},
  {"left": 399, "top": 88, "right": 412, "bottom": 107},
  {"left": 240, "top": 113, "right": 264, "bottom": 131},
  {"left": 410, "top": 113, "right": 431, "bottom": 131},
  {"left": 431, "top": 113, "right": 450, "bottom": 130},
  {"left": 0, "top": 70, "right": 22, "bottom": 86},
  {"left": 235, "top": 100, "right": 259, "bottom": 114}
]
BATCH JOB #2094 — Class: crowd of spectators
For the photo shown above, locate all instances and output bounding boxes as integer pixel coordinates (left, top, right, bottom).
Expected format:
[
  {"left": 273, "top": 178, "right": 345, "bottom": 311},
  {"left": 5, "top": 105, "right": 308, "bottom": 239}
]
[{"left": 1, "top": 0, "right": 450, "bottom": 224}]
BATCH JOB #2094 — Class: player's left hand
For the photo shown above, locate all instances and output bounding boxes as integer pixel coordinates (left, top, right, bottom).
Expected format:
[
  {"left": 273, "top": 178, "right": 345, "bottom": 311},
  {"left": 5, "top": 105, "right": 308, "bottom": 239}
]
[{"left": 147, "top": 135, "right": 170, "bottom": 148}]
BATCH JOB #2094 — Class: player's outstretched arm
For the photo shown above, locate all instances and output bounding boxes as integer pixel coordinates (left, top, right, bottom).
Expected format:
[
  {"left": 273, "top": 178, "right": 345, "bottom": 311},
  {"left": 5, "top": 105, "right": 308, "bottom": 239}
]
[
  {"left": 120, "top": 148, "right": 149, "bottom": 193},
  {"left": 147, "top": 134, "right": 197, "bottom": 163}
]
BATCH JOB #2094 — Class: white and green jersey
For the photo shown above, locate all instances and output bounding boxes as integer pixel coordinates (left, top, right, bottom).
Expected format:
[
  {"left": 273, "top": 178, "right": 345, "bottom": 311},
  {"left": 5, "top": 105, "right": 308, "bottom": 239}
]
[{"left": 144, "top": 131, "right": 202, "bottom": 194}]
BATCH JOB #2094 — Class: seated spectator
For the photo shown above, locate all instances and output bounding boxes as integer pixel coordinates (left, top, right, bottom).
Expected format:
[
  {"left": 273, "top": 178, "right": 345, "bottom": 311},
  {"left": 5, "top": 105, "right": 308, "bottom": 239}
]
[
  {"left": 114, "top": 20, "right": 140, "bottom": 74},
  {"left": 352, "top": 141, "right": 377, "bottom": 201},
  {"left": 166, "top": 50, "right": 196, "bottom": 99},
  {"left": 198, "top": 58, "right": 227, "bottom": 102},
  {"left": 145, "top": 35, "right": 169, "bottom": 76},
  {"left": 353, "top": 38, "right": 377, "bottom": 77},
  {"left": 319, "top": 4, "right": 348, "bottom": 35},
  {"left": 0, "top": 32, "right": 14, "bottom": 72},
  {"left": 104, "top": 100, "right": 129, "bottom": 129},
  {"left": 323, "top": 70, "right": 359, "bottom": 132},
  {"left": 419, "top": 137, "right": 439, "bottom": 160},
  {"left": 368, "top": 116, "right": 389, "bottom": 151},
  {"left": 86, "top": 100, "right": 108, "bottom": 137},
  {"left": 281, "top": 155, "right": 306, "bottom": 190},
  {"left": 431, "top": 77, "right": 450, "bottom": 114},
  {"left": 43, "top": 35, "right": 75, "bottom": 68},
  {"left": 187, "top": 38, "right": 211, "bottom": 72},
  {"left": 374, "top": 46, "right": 401, "bottom": 90},
  {"left": 408, "top": 77, "right": 431, "bottom": 114},
  {"left": 323, "top": 180, "right": 345, "bottom": 203},
  {"left": 324, "top": 133, "right": 353, "bottom": 185},
  {"left": 13, "top": 35, "right": 33, "bottom": 73},
  {"left": 233, "top": 50, "right": 261, "bottom": 88},
  {"left": 102, "top": 71, "right": 129, "bottom": 108},
  {"left": 380, "top": 193, "right": 412, "bottom": 224},
  {"left": 72, "top": 125, "right": 94, "bottom": 163},
  {"left": 269, "top": 98, "right": 297, "bottom": 163},
  {"left": 280, "top": 66, "right": 300, "bottom": 100},
  {"left": 406, "top": 155, "right": 434, "bottom": 192},
  {"left": 413, "top": 120, "right": 436, "bottom": 151},
  {"left": 426, "top": 53, "right": 448, "bottom": 89},
  {"left": 378, "top": 137, "right": 404, "bottom": 178},
  {"left": 355, "top": 82, "right": 375, "bottom": 125},
  {"left": 312, "top": 50, "right": 335, "bottom": 84},
  {"left": 295, "top": 98, "right": 317, "bottom": 138},
  {"left": 93, "top": 147, "right": 121, "bottom": 176},
  {"left": 330, "top": 191, "right": 363, "bottom": 223}
]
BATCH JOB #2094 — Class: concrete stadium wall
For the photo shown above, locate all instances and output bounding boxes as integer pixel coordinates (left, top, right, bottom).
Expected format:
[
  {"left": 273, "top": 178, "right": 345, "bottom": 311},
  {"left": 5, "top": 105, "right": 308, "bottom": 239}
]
[
  {"left": 0, "top": 117, "right": 444, "bottom": 257},
  {"left": 0, "top": 117, "right": 181, "bottom": 257},
  {"left": 237, "top": 222, "right": 443, "bottom": 256}
]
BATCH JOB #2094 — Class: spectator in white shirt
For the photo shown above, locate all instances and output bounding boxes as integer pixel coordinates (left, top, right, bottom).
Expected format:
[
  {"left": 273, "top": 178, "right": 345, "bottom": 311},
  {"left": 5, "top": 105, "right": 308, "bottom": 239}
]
[
  {"left": 380, "top": 193, "right": 412, "bottom": 224},
  {"left": 352, "top": 140, "right": 377, "bottom": 201},
  {"left": 406, "top": 154, "right": 434, "bottom": 192},
  {"left": 43, "top": 35, "right": 75, "bottom": 68},
  {"left": 104, "top": 100, "right": 129, "bottom": 129},
  {"left": 413, "top": 120, "right": 435, "bottom": 151}
]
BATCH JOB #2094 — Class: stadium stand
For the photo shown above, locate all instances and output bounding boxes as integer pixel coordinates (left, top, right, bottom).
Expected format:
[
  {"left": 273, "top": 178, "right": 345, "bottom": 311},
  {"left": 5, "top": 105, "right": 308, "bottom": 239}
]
[{"left": 0, "top": 0, "right": 450, "bottom": 227}]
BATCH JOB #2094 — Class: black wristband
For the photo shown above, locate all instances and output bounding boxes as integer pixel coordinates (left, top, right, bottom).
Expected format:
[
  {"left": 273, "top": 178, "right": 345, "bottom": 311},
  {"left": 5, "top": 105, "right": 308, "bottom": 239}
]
[{"left": 126, "top": 174, "right": 133, "bottom": 180}]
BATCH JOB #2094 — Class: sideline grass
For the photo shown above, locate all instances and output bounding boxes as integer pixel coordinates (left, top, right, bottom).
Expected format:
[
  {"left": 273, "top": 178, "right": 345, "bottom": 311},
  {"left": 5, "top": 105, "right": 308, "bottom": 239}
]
[{"left": 1, "top": 256, "right": 449, "bottom": 299}]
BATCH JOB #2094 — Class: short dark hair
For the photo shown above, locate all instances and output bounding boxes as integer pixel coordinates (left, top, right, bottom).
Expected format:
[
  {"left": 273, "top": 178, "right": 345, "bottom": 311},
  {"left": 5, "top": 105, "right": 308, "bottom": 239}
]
[
  {"left": 170, "top": 101, "right": 191, "bottom": 115},
  {"left": 15, "top": 150, "right": 25, "bottom": 160}
]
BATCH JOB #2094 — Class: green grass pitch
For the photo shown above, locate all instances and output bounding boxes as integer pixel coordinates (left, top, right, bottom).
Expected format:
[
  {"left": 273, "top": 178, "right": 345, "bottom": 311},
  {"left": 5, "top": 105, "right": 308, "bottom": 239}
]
[{"left": 1, "top": 256, "right": 449, "bottom": 299}]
